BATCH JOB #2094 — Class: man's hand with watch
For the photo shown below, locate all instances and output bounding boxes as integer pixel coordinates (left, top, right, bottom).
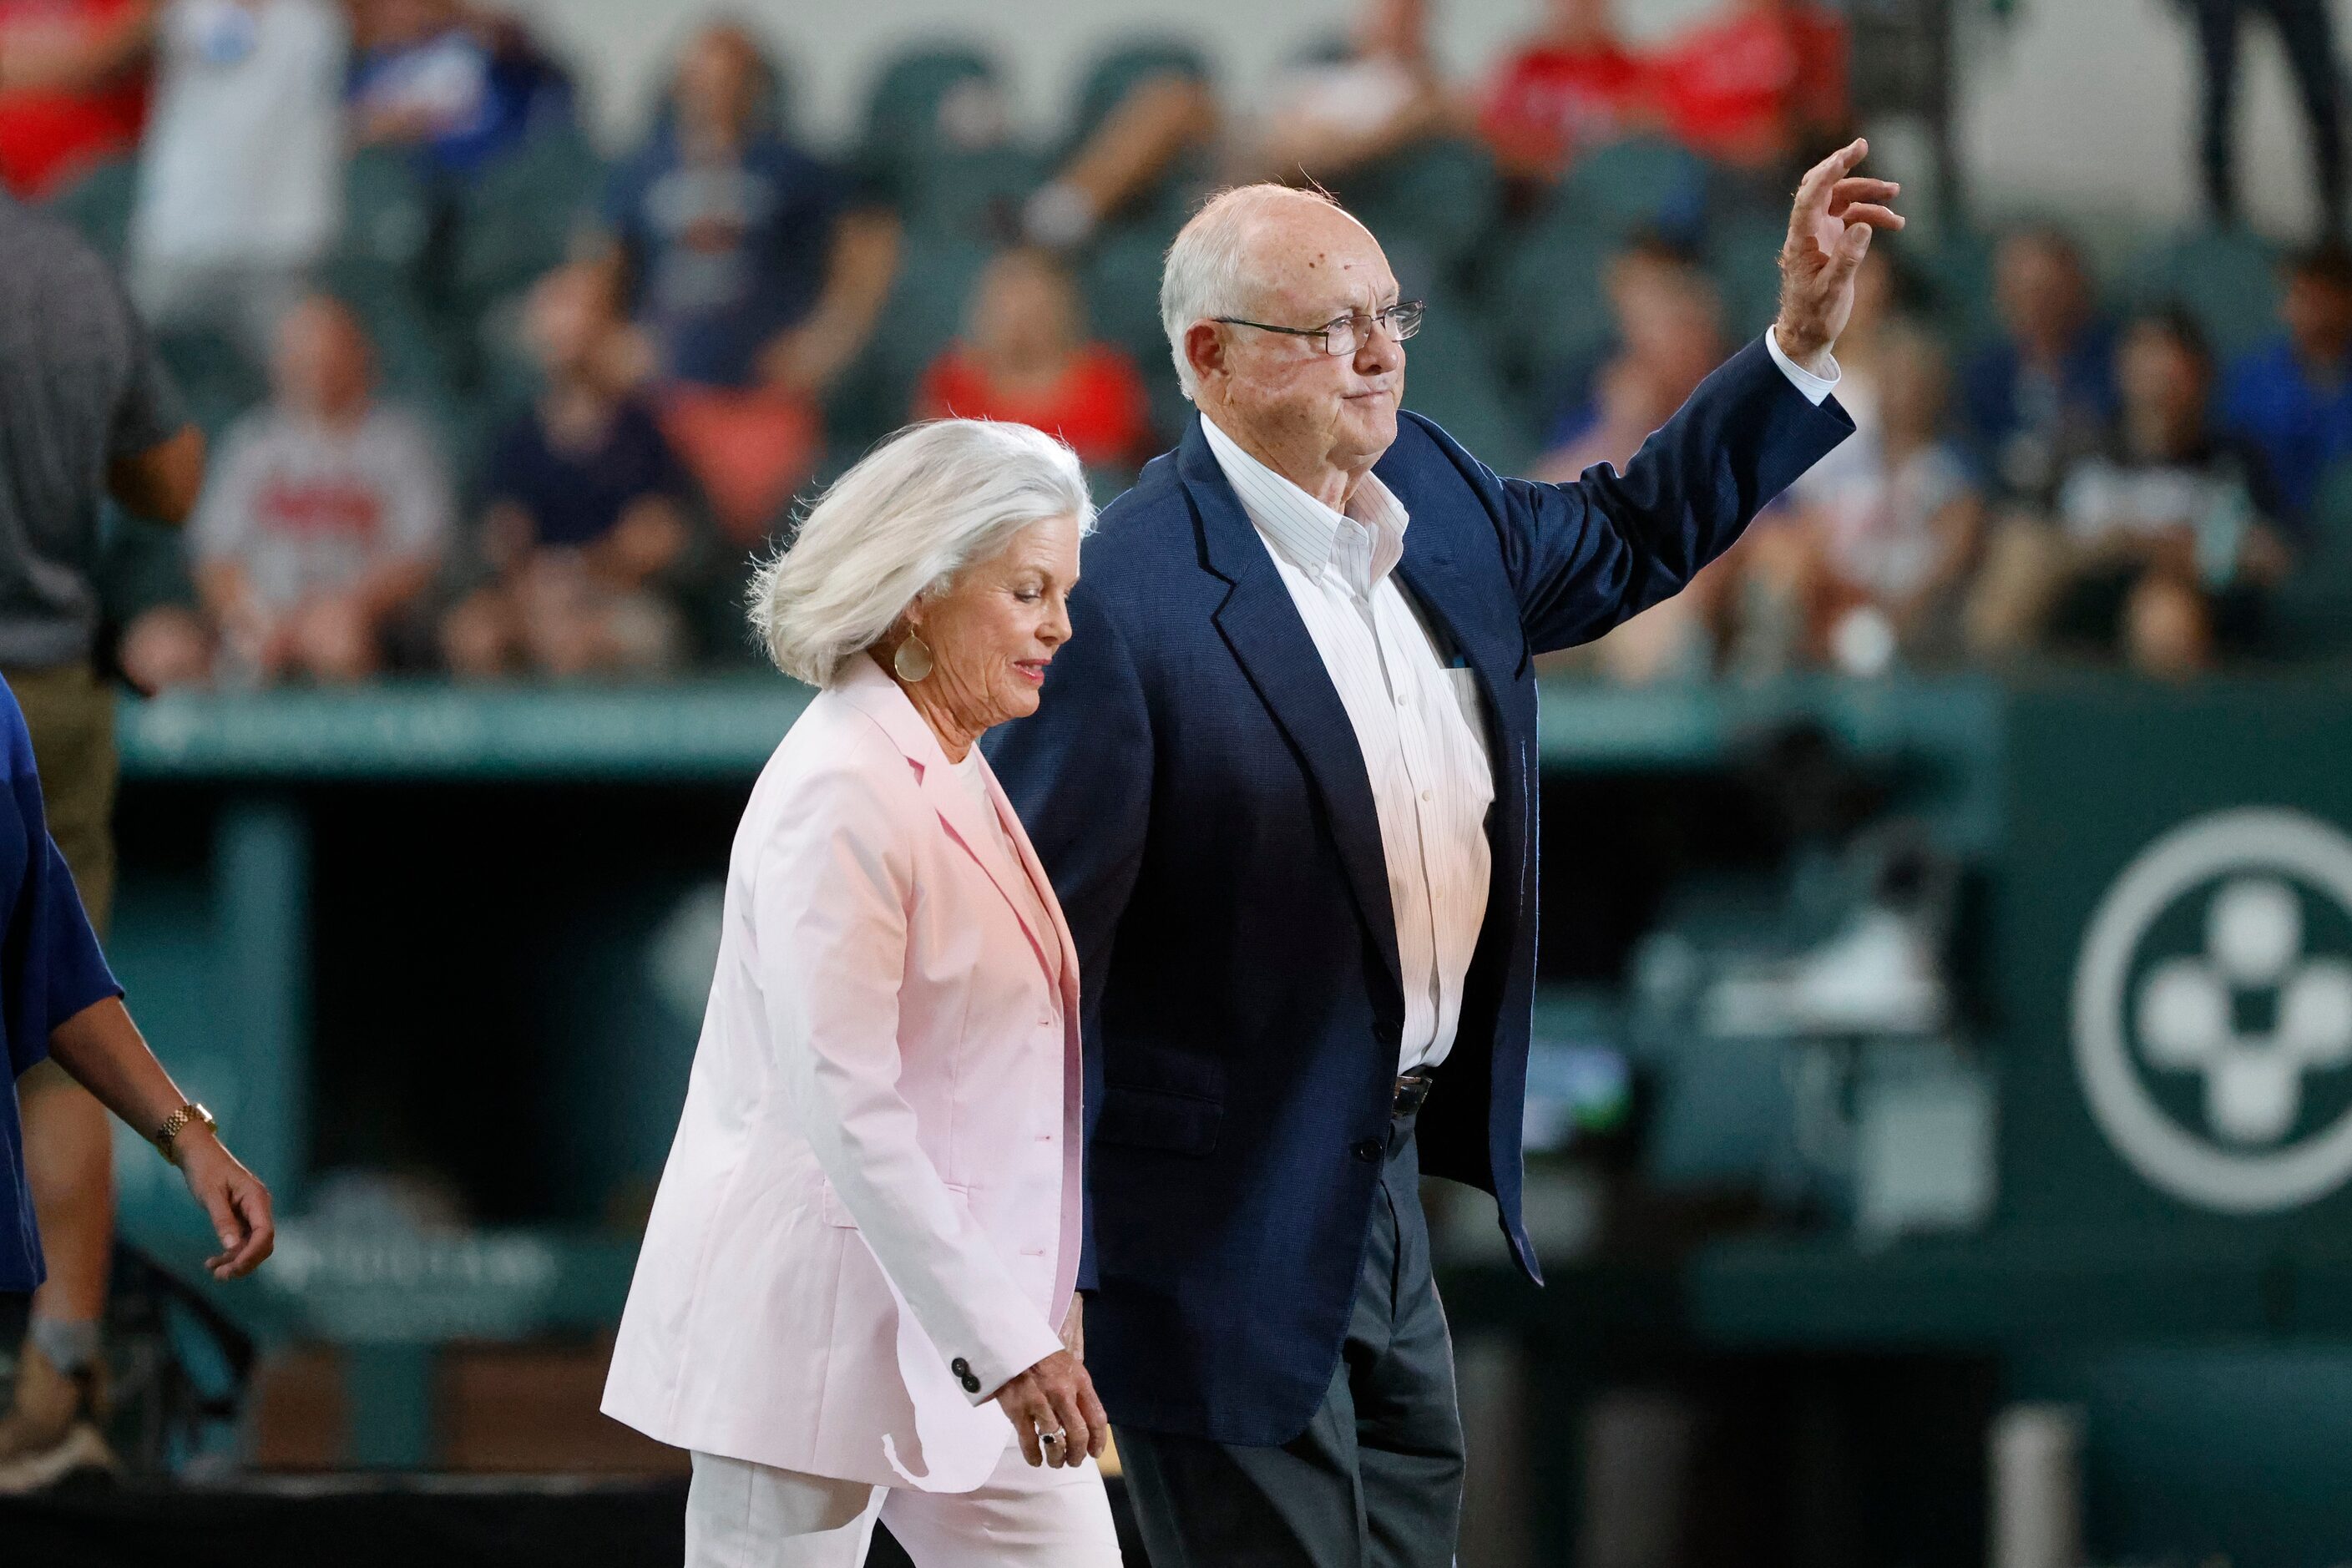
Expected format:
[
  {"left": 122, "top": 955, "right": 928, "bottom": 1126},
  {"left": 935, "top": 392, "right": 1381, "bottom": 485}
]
[{"left": 151, "top": 1100, "right": 274, "bottom": 1280}]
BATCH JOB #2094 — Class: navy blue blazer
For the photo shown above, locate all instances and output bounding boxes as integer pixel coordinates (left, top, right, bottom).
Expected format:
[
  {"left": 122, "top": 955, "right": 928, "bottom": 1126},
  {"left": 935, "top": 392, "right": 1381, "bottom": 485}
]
[{"left": 984, "top": 337, "right": 1851, "bottom": 1444}]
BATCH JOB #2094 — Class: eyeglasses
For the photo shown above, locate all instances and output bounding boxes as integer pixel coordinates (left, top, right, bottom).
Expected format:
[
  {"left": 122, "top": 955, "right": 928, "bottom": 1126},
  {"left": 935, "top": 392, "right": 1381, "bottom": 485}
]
[{"left": 1213, "top": 300, "right": 1426, "bottom": 357}]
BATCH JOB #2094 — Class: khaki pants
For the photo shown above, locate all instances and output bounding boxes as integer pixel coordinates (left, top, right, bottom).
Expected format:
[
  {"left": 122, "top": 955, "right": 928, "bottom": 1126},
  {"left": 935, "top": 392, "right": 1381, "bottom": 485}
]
[
  {"left": 7, "top": 660, "right": 117, "bottom": 1105},
  {"left": 2, "top": 661, "right": 117, "bottom": 937}
]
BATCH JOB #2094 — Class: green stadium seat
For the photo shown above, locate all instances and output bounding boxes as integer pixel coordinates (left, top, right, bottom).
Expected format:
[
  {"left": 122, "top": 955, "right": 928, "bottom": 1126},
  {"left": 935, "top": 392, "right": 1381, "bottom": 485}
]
[
  {"left": 43, "top": 154, "right": 139, "bottom": 262},
  {"left": 1555, "top": 134, "right": 1707, "bottom": 242},
  {"left": 1909, "top": 223, "right": 2000, "bottom": 350},
  {"left": 824, "top": 232, "right": 995, "bottom": 456},
  {"left": 1339, "top": 137, "right": 1502, "bottom": 284},
  {"left": 153, "top": 326, "right": 266, "bottom": 440},
  {"left": 1486, "top": 210, "right": 1617, "bottom": 390},
  {"left": 450, "top": 123, "right": 605, "bottom": 312},
  {"left": 903, "top": 143, "right": 1045, "bottom": 245},
  {"left": 2274, "top": 455, "right": 2352, "bottom": 660},
  {"left": 2122, "top": 225, "right": 2284, "bottom": 361},
  {"left": 856, "top": 44, "right": 1002, "bottom": 210},
  {"left": 1707, "top": 209, "right": 1788, "bottom": 342},
  {"left": 1404, "top": 291, "right": 1533, "bottom": 475},
  {"left": 339, "top": 146, "right": 435, "bottom": 282}
]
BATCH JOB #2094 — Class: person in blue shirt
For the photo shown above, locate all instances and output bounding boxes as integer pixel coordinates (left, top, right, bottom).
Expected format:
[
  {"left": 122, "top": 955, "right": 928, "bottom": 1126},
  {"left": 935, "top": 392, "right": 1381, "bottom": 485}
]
[
  {"left": 0, "top": 672, "right": 273, "bottom": 1473},
  {"left": 599, "top": 22, "right": 892, "bottom": 395},
  {"left": 1960, "top": 225, "right": 2118, "bottom": 508},
  {"left": 2221, "top": 240, "right": 2352, "bottom": 531}
]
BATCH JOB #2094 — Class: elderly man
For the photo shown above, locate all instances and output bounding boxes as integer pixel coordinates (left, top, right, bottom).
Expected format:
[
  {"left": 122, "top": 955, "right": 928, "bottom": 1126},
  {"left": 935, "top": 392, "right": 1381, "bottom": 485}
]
[{"left": 986, "top": 142, "right": 1899, "bottom": 1564}]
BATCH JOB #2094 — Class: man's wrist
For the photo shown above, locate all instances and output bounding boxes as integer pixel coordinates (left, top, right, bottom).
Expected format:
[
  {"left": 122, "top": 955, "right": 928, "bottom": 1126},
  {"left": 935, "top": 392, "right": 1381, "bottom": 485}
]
[{"left": 1771, "top": 321, "right": 1835, "bottom": 378}]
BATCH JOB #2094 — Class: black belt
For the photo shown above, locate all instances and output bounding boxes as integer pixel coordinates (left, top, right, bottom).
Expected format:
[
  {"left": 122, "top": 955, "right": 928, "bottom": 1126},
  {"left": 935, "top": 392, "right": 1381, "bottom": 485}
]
[{"left": 1393, "top": 1070, "right": 1435, "bottom": 1119}]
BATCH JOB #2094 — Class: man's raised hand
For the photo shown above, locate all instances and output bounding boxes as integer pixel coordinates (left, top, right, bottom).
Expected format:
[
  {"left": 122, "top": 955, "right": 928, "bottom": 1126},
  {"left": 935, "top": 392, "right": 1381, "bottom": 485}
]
[{"left": 1773, "top": 138, "right": 1906, "bottom": 376}]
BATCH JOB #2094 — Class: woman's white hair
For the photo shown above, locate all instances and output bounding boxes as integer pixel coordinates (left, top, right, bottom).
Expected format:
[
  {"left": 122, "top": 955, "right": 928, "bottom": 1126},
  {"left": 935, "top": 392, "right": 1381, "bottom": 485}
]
[
  {"left": 1159, "top": 183, "right": 1349, "bottom": 400},
  {"left": 749, "top": 419, "right": 1094, "bottom": 687}
]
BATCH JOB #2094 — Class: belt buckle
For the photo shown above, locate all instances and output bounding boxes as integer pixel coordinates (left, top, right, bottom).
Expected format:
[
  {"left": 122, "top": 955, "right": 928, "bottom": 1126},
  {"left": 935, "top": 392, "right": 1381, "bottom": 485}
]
[{"left": 1393, "top": 1072, "right": 1433, "bottom": 1118}]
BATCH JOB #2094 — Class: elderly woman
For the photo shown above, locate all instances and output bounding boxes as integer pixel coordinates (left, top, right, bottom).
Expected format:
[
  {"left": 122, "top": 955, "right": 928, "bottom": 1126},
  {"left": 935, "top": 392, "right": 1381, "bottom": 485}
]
[{"left": 602, "top": 419, "right": 1118, "bottom": 1566}]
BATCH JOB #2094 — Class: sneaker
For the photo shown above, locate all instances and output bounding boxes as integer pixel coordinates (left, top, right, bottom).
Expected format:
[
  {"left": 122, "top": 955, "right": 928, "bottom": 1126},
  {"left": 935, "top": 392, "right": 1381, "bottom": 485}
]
[{"left": 0, "top": 1342, "right": 117, "bottom": 1494}]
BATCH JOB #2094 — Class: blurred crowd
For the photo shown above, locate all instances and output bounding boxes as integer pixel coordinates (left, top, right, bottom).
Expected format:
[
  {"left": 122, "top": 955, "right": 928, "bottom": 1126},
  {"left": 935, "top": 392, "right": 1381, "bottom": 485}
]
[{"left": 3, "top": 0, "right": 2350, "bottom": 687}]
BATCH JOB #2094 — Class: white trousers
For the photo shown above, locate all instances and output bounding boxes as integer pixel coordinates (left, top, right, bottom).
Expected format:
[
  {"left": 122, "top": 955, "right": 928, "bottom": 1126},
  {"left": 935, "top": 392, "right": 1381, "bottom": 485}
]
[{"left": 684, "top": 1441, "right": 1123, "bottom": 1567}]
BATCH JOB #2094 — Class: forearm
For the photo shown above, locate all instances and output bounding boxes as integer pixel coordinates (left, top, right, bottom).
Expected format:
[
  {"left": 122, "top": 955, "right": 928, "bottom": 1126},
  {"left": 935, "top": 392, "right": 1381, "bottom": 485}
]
[
  {"left": 43, "top": 996, "right": 189, "bottom": 1146},
  {"left": 349, "top": 556, "right": 438, "bottom": 625},
  {"left": 1055, "top": 74, "right": 1215, "bottom": 215}
]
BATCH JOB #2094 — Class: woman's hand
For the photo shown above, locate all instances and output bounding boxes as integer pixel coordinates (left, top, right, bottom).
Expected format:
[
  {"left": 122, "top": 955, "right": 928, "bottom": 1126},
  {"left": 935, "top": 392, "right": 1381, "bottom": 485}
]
[
  {"left": 1060, "top": 1292, "right": 1085, "bottom": 1361},
  {"left": 175, "top": 1130, "right": 276, "bottom": 1280},
  {"left": 990, "top": 1348, "right": 1109, "bottom": 1469}
]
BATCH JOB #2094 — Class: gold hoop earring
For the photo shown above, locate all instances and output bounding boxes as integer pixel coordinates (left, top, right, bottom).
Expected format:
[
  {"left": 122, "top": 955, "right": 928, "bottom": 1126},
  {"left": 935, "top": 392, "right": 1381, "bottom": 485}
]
[{"left": 893, "top": 633, "right": 934, "bottom": 683}]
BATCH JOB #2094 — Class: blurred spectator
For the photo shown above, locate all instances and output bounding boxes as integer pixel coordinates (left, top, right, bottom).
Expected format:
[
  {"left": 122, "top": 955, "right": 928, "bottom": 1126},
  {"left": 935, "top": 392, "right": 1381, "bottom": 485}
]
[
  {"left": 0, "top": 0, "right": 155, "bottom": 199},
  {"left": 2222, "top": 240, "right": 2352, "bottom": 526},
  {"left": 1973, "top": 310, "right": 2289, "bottom": 677},
  {"left": 1251, "top": 0, "right": 1459, "bottom": 186},
  {"left": 441, "top": 263, "right": 693, "bottom": 680},
  {"left": 1478, "top": 0, "right": 1647, "bottom": 184},
  {"left": 1532, "top": 235, "right": 1727, "bottom": 480},
  {"left": 1793, "top": 320, "right": 1987, "bottom": 672},
  {"left": 2184, "top": 0, "right": 2344, "bottom": 237},
  {"left": 602, "top": 22, "right": 891, "bottom": 543},
  {"left": 347, "top": 0, "right": 573, "bottom": 180},
  {"left": 1019, "top": 50, "right": 1217, "bottom": 251},
  {"left": 144, "top": 295, "right": 451, "bottom": 684},
  {"left": 1960, "top": 226, "right": 2117, "bottom": 509},
  {"left": 915, "top": 248, "right": 1151, "bottom": 473},
  {"left": 127, "top": 0, "right": 346, "bottom": 357},
  {"left": 1649, "top": 0, "right": 1848, "bottom": 175},
  {"left": 1532, "top": 236, "right": 1729, "bottom": 684}
]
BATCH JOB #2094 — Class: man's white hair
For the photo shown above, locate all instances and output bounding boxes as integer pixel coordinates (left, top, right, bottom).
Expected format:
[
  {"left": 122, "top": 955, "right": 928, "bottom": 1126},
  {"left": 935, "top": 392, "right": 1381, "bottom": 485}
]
[
  {"left": 748, "top": 419, "right": 1094, "bottom": 687},
  {"left": 1160, "top": 183, "right": 1356, "bottom": 401}
]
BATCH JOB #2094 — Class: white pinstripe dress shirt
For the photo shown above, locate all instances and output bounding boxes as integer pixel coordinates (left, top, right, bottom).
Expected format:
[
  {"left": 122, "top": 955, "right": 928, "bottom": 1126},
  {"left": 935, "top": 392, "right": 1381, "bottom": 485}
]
[
  {"left": 1196, "top": 336, "right": 1839, "bottom": 1073},
  {"left": 1200, "top": 415, "right": 1495, "bottom": 1075}
]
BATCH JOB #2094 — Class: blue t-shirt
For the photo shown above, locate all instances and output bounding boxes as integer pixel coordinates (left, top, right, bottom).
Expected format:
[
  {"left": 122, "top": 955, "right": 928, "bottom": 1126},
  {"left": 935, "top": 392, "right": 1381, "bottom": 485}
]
[
  {"left": 603, "top": 129, "right": 847, "bottom": 388},
  {"left": 0, "top": 677, "right": 124, "bottom": 1294},
  {"left": 483, "top": 397, "right": 692, "bottom": 549},
  {"left": 2221, "top": 336, "right": 2352, "bottom": 532}
]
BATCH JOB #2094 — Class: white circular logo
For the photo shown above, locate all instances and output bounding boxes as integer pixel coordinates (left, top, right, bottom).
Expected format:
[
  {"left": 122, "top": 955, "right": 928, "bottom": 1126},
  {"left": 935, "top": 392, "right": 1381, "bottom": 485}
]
[{"left": 2072, "top": 807, "right": 2352, "bottom": 1212}]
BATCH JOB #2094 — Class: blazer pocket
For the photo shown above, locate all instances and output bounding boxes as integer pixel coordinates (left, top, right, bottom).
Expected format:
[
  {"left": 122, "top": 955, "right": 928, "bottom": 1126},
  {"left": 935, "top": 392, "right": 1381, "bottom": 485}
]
[{"left": 1092, "top": 1085, "right": 1223, "bottom": 1156}]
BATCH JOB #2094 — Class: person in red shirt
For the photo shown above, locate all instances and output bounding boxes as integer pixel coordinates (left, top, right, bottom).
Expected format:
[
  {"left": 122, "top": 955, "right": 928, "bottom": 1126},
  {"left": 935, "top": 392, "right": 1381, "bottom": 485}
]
[
  {"left": 917, "top": 247, "right": 1153, "bottom": 474},
  {"left": 1478, "top": 0, "right": 1650, "bottom": 182},
  {"left": 0, "top": 0, "right": 155, "bottom": 200},
  {"left": 1651, "top": 0, "right": 1849, "bottom": 174}
]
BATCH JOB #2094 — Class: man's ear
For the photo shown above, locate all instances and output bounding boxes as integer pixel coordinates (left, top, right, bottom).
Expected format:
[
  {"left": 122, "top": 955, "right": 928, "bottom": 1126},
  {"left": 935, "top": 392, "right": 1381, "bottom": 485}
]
[{"left": 1184, "top": 320, "right": 1225, "bottom": 392}]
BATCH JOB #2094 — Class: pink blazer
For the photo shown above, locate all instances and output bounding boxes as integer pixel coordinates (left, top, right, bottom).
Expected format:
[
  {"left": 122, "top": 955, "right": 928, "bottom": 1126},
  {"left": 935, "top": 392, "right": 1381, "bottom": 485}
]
[{"left": 602, "top": 656, "right": 1083, "bottom": 1492}]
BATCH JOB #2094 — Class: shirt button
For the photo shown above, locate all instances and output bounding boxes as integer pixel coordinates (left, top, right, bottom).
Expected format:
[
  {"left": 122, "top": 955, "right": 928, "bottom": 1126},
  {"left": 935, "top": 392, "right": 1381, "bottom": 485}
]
[
  {"left": 1420, "top": 788, "right": 1434, "bottom": 802},
  {"left": 1352, "top": 1138, "right": 1383, "bottom": 1163}
]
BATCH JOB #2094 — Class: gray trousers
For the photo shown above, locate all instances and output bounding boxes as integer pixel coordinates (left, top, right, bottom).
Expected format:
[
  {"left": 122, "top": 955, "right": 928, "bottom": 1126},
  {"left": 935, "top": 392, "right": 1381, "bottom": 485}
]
[{"left": 1113, "top": 1106, "right": 1464, "bottom": 1568}]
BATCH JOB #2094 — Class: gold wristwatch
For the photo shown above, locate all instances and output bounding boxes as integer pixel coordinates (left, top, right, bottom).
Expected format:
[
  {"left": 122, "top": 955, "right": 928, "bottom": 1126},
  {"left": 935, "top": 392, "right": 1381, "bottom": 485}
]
[{"left": 153, "top": 1102, "right": 216, "bottom": 1165}]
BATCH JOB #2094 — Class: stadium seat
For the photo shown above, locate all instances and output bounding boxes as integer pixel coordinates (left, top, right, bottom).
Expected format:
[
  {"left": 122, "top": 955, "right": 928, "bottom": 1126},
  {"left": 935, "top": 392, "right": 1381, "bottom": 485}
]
[
  {"left": 903, "top": 143, "right": 1045, "bottom": 245},
  {"left": 1707, "top": 209, "right": 1789, "bottom": 342},
  {"left": 1404, "top": 291, "right": 1534, "bottom": 476},
  {"left": 855, "top": 43, "right": 1003, "bottom": 208},
  {"left": 1065, "top": 37, "right": 1216, "bottom": 238},
  {"left": 43, "top": 154, "right": 139, "bottom": 262},
  {"left": 1485, "top": 210, "right": 1618, "bottom": 394},
  {"left": 340, "top": 146, "right": 436, "bottom": 284},
  {"left": 2274, "top": 455, "right": 2352, "bottom": 660},
  {"left": 823, "top": 232, "right": 996, "bottom": 456},
  {"left": 1339, "top": 136, "right": 1503, "bottom": 286},
  {"left": 450, "top": 123, "right": 606, "bottom": 316},
  {"left": 2121, "top": 225, "right": 2284, "bottom": 361},
  {"left": 152, "top": 326, "right": 266, "bottom": 440},
  {"left": 1555, "top": 134, "right": 1708, "bottom": 244}
]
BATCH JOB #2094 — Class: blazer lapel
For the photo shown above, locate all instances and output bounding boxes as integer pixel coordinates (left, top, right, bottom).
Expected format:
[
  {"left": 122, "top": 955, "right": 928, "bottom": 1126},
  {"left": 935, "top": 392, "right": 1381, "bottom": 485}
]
[
  {"left": 835, "top": 660, "right": 1061, "bottom": 981},
  {"left": 1178, "top": 418, "right": 1405, "bottom": 1004}
]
